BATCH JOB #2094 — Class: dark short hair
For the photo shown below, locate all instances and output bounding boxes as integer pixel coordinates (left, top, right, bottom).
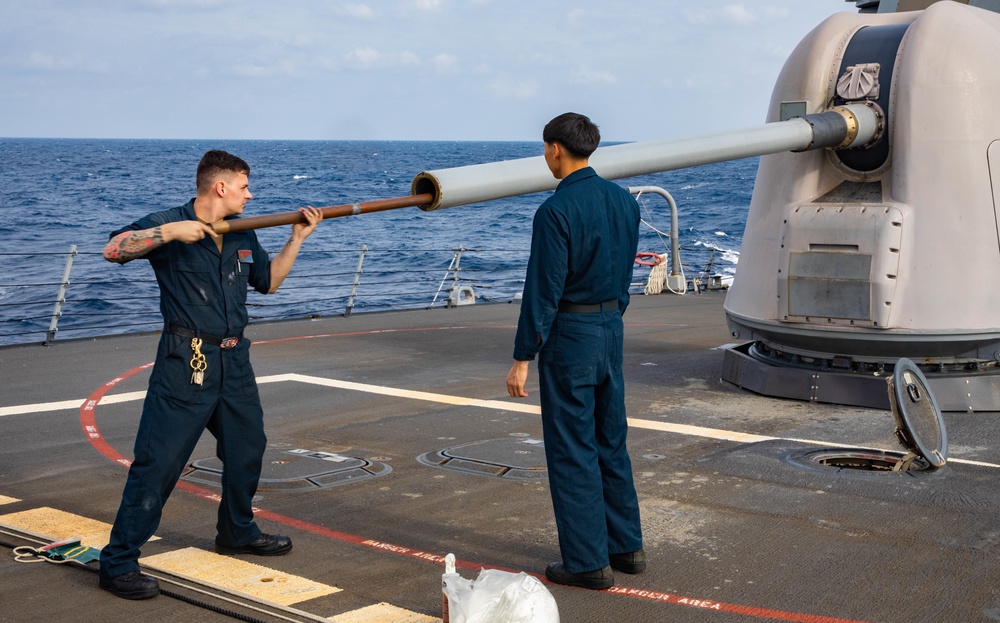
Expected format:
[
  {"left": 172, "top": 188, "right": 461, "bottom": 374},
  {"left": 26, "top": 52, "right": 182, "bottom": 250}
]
[
  {"left": 196, "top": 150, "right": 250, "bottom": 194},
  {"left": 543, "top": 112, "right": 600, "bottom": 159}
]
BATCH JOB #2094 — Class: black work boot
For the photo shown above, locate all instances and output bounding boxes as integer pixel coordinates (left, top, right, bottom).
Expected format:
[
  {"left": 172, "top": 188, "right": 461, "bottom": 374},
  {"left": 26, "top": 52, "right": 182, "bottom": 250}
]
[
  {"left": 610, "top": 549, "right": 647, "bottom": 574},
  {"left": 216, "top": 533, "right": 293, "bottom": 556},
  {"left": 99, "top": 570, "right": 160, "bottom": 600},
  {"left": 544, "top": 562, "right": 614, "bottom": 590}
]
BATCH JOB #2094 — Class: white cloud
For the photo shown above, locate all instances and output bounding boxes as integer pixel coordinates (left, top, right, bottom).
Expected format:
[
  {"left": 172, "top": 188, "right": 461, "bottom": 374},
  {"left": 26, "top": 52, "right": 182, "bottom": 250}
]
[
  {"left": 24, "top": 52, "right": 107, "bottom": 73},
  {"left": 25, "top": 52, "right": 72, "bottom": 71},
  {"left": 431, "top": 53, "right": 458, "bottom": 71},
  {"left": 720, "top": 4, "right": 756, "bottom": 24},
  {"left": 567, "top": 8, "right": 589, "bottom": 25},
  {"left": 344, "top": 48, "right": 431, "bottom": 69},
  {"left": 347, "top": 47, "right": 382, "bottom": 67},
  {"left": 489, "top": 74, "right": 538, "bottom": 100},
  {"left": 291, "top": 34, "right": 313, "bottom": 48},
  {"left": 232, "top": 61, "right": 296, "bottom": 77},
  {"left": 343, "top": 3, "right": 375, "bottom": 19},
  {"left": 684, "top": 3, "right": 787, "bottom": 25},
  {"left": 413, "top": 0, "right": 444, "bottom": 10},
  {"left": 144, "top": 0, "right": 232, "bottom": 8},
  {"left": 572, "top": 65, "right": 617, "bottom": 85}
]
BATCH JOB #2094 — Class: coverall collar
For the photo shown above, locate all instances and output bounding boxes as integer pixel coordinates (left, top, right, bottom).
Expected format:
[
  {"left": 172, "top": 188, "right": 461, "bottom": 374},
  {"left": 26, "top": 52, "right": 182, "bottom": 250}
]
[{"left": 556, "top": 166, "right": 597, "bottom": 192}]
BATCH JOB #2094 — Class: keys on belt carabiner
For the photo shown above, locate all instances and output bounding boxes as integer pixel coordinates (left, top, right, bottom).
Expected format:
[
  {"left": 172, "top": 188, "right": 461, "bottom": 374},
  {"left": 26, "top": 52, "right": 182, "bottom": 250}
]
[{"left": 190, "top": 337, "right": 207, "bottom": 386}]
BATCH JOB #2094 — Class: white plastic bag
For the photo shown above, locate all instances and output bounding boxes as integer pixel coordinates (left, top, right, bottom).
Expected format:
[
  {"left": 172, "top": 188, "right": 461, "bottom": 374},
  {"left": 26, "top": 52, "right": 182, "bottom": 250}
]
[{"left": 443, "top": 566, "right": 560, "bottom": 623}]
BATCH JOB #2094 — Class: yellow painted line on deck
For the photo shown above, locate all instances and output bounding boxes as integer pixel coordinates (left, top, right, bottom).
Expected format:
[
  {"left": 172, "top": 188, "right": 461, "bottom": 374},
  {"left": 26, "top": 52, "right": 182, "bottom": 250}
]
[
  {"left": 328, "top": 603, "right": 439, "bottom": 622},
  {"left": 0, "top": 507, "right": 153, "bottom": 549},
  {"left": 0, "top": 504, "right": 431, "bottom": 622},
  {"left": 142, "top": 547, "right": 341, "bottom": 607},
  {"left": 4, "top": 373, "right": 997, "bottom": 469}
]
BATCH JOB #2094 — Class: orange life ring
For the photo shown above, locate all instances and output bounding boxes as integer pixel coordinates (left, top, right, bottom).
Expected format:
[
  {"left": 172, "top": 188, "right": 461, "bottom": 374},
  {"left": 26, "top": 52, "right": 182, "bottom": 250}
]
[{"left": 634, "top": 252, "right": 663, "bottom": 266}]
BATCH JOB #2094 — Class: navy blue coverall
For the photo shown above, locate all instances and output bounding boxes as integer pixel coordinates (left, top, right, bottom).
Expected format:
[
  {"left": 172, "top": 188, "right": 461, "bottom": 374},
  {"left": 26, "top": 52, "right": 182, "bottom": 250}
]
[
  {"left": 100, "top": 199, "right": 273, "bottom": 578},
  {"left": 513, "top": 167, "right": 643, "bottom": 574}
]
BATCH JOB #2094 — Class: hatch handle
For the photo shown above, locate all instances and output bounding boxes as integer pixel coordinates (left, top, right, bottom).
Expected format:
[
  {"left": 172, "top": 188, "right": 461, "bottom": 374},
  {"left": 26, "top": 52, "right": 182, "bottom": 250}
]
[{"left": 906, "top": 383, "right": 922, "bottom": 402}]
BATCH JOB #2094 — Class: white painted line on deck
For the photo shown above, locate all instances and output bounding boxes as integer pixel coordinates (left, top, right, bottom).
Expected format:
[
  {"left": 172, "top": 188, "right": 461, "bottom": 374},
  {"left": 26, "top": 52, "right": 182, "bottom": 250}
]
[
  {"left": 0, "top": 391, "right": 148, "bottom": 417},
  {"left": 0, "top": 375, "right": 290, "bottom": 418},
  {"left": 627, "top": 419, "right": 778, "bottom": 444},
  {"left": 5, "top": 373, "right": 997, "bottom": 469},
  {"left": 0, "top": 495, "right": 20, "bottom": 505},
  {"left": 284, "top": 373, "right": 542, "bottom": 414}
]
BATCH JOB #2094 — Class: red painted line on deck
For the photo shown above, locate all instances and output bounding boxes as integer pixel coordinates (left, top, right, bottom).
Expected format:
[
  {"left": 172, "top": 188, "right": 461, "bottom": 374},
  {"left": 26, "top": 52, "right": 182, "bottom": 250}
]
[
  {"left": 79, "top": 328, "right": 870, "bottom": 623},
  {"left": 79, "top": 361, "right": 154, "bottom": 467}
]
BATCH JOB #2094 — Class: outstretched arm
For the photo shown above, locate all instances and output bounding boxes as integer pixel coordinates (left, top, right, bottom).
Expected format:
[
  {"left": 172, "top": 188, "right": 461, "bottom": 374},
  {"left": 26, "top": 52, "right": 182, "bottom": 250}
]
[
  {"left": 268, "top": 206, "right": 323, "bottom": 293},
  {"left": 103, "top": 221, "right": 218, "bottom": 264}
]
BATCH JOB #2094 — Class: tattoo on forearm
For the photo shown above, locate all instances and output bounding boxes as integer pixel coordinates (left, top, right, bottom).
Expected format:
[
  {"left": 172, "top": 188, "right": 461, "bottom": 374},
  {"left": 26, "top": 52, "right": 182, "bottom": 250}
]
[{"left": 103, "top": 227, "right": 164, "bottom": 263}]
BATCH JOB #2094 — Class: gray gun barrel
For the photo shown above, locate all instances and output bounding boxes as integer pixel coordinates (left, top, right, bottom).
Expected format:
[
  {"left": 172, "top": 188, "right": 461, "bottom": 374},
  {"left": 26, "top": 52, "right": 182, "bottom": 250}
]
[{"left": 412, "top": 104, "right": 881, "bottom": 211}]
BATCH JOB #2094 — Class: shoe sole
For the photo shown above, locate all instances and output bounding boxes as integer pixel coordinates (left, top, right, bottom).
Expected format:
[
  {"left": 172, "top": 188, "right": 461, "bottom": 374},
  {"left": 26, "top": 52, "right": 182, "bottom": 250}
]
[
  {"left": 544, "top": 569, "right": 614, "bottom": 590},
  {"left": 610, "top": 561, "right": 646, "bottom": 574},
  {"left": 99, "top": 578, "right": 160, "bottom": 600},
  {"left": 609, "top": 554, "right": 647, "bottom": 574},
  {"left": 215, "top": 543, "right": 293, "bottom": 556}
]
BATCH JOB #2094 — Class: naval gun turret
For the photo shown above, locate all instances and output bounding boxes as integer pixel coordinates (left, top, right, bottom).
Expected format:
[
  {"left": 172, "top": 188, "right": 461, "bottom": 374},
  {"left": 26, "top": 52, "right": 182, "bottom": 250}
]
[
  {"left": 407, "top": 3, "right": 1000, "bottom": 412},
  {"left": 722, "top": 1, "right": 1000, "bottom": 411}
]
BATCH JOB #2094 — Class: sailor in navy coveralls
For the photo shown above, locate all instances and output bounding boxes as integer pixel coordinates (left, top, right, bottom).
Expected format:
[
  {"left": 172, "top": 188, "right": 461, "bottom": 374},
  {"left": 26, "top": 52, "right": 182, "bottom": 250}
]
[
  {"left": 506, "top": 113, "right": 645, "bottom": 590},
  {"left": 98, "top": 150, "right": 322, "bottom": 600}
]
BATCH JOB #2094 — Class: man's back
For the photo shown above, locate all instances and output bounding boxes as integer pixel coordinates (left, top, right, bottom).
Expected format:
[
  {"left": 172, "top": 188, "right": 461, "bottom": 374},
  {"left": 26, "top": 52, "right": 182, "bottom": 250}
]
[{"left": 532, "top": 167, "right": 640, "bottom": 308}]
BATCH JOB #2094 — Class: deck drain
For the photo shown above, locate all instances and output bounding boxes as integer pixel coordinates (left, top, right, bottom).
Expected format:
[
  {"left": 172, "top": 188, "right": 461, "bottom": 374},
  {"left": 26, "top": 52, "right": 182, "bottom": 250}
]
[
  {"left": 788, "top": 358, "right": 947, "bottom": 479},
  {"left": 417, "top": 438, "right": 548, "bottom": 481},
  {"left": 787, "top": 448, "right": 933, "bottom": 477},
  {"left": 183, "top": 448, "right": 391, "bottom": 491}
]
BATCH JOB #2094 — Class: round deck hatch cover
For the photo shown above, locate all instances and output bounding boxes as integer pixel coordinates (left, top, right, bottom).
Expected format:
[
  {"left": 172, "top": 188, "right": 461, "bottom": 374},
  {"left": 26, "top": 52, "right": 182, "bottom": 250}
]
[{"left": 889, "top": 358, "right": 947, "bottom": 467}]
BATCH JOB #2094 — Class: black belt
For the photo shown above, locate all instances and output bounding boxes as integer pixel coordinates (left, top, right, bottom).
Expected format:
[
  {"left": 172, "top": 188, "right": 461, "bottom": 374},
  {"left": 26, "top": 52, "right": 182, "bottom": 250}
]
[
  {"left": 557, "top": 299, "right": 618, "bottom": 314},
  {"left": 166, "top": 323, "right": 242, "bottom": 350}
]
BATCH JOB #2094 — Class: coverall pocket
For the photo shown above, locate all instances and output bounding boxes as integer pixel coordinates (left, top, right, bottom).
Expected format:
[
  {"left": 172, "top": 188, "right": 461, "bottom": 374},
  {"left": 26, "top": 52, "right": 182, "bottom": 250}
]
[
  {"left": 148, "top": 333, "right": 204, "bottom": 404},
  {"left": 543, "top": 318, "right": 601, "bottom": 382},
  {"left": 172, "top": 258, "right": 214, "bottom": 307},
  {"left": 228, "top": 256, "right": 251, "bottom": 304}
]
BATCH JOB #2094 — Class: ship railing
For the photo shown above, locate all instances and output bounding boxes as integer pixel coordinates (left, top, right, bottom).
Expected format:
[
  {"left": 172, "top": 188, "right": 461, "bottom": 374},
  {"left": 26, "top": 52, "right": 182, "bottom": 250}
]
[{"left": 0, "top": 240, "right": 729, "bottom": 348}]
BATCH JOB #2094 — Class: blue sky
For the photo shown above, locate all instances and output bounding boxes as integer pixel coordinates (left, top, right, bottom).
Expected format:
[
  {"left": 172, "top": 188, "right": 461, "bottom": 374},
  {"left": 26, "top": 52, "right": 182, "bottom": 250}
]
[{"left": 1, "top": 1, "right": 853, "bottom": 141}]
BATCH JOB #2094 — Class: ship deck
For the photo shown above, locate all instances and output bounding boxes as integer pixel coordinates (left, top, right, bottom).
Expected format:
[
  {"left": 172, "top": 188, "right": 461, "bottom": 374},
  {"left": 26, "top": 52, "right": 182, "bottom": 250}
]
[{"left": 2, "top": 291, "right": 998, "bottom": 623}]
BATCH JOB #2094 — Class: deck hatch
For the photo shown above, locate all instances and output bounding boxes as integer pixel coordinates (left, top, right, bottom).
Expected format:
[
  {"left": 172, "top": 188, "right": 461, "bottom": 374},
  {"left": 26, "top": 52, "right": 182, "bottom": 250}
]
[
  {"left": 889, "top": 358, "right": 947, "bottom": 468},
  {"left": 183, "top": 448, "right": 391, "bottom": 491},
  {"left": 417, "top": 437, "right": 548, "bottom": 481},
  {"left": 785, "top": 358, "right": 946, "bottom": 475}
]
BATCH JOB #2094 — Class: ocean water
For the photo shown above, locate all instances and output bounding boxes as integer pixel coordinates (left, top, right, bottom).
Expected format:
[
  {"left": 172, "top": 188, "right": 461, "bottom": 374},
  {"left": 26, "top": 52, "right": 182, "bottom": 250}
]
[{"left": 0, "top": 138, "right": 754, "bottom": 346}]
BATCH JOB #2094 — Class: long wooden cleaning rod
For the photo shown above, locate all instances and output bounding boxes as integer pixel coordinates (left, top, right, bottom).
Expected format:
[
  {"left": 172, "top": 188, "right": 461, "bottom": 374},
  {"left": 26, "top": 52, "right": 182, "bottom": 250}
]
[{"left": 210, "top": 193, "right": 435, "bottom": 234}]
